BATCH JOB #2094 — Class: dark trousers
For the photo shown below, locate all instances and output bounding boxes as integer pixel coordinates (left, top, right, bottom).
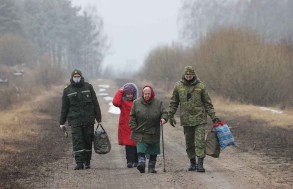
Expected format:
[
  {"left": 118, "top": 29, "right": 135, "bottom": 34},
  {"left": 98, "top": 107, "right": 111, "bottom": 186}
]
[
  {"left": 125, "top": 145, "right": 138, "bottom": 163},
  {"left": 71, "top": 124, "right": 94, "bottom": 163}
]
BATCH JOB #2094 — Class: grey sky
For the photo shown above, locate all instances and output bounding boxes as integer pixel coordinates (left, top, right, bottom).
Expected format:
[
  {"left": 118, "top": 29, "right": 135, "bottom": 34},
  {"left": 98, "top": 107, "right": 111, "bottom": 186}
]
[{"left": 71, "top": 0, "right": 181, "bottom": 73}]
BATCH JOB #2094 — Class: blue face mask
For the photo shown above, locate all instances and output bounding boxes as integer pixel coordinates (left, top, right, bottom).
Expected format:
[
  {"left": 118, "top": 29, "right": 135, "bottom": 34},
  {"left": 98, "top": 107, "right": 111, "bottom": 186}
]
[{"left": 73, "top": 77, "right": 81, "bottom": 83}]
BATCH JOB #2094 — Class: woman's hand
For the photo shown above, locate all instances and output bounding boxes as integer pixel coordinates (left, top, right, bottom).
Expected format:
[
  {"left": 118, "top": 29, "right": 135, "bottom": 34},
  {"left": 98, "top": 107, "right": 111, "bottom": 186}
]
[{"left": 160, "top": 118, "right": 167, "bottom": 125}]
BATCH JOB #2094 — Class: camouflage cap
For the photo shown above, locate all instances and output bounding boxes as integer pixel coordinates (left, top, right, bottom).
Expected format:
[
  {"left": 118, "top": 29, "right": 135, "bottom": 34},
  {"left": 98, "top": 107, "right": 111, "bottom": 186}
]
[
  {"left": 183, "top": 66, "right": 195, "bottom": 75},
  {"left": 71, "top": 69, "right": 82, "bottom": 77}
]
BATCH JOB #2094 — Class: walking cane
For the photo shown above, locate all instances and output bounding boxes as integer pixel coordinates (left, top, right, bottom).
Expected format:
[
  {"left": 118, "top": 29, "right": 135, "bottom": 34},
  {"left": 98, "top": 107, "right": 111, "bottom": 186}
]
[{"left": 161, "top": 122, "right": 166, "bottom": 172}]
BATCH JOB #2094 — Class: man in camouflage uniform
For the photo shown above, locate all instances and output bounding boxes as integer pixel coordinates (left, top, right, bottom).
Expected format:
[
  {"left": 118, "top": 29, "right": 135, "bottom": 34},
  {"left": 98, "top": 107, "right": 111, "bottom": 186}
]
[
  {"left": 59, "top": 69, "right": 101, "bottom": 170},
  {"left": 168, "top": 66, "right": 220, "bottom": 172}
]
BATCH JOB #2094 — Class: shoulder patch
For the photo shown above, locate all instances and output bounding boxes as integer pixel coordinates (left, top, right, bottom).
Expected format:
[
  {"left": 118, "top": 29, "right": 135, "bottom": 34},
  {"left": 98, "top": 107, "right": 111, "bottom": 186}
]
[
  {"left": 175, "top": 81, "right": 182, "bottom": 87},
  {"left": 64, "top": 85, "right": 69, "bottom": 89}
]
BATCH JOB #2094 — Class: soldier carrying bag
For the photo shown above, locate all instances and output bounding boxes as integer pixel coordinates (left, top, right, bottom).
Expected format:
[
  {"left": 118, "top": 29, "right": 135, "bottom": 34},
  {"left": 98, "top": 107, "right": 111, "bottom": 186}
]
[{"left": 94, "top": 123, "right": 111, "bottom": 154}]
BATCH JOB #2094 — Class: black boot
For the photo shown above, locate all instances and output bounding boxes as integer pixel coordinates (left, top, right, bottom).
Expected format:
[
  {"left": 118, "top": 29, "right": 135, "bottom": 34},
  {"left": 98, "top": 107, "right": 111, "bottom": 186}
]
[
  {"left": 127, "top": 162, "right": 133, "bottom": 168},
  {"left": 148, "top": 160, "right": 157, "bottom": 173},
  {"left": 197, "top": 158, "right": 205, "bottom": 172},
  {"left": 137, "top": 153, "right": 146, "bottom": 173},
  {"left": 84, "top": 161, "right": 91, "bottom": 169},
  {"left": 133, "top": 162, "right": 138, "bottom": 167},
  {"left": 137, "top": 162, "right": 145, "bottom": 173},
  {"left": 148, "top": 155, "right": 157, "bottom": 173},
  {"left": 188, "top": 158, "right": 197, "bottom": 171},
  {"left": 74, "top": 162, "right": 84, "bottom": 170},
  {"left": 126, "top": 145, "right": 139, "bottom": 169}
]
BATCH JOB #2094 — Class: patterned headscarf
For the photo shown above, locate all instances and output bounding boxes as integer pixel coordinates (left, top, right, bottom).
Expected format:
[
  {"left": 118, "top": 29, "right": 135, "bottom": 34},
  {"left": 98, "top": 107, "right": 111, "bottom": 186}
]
[{"left": 122, "top": 83, "right": 138, "bottom": 101}]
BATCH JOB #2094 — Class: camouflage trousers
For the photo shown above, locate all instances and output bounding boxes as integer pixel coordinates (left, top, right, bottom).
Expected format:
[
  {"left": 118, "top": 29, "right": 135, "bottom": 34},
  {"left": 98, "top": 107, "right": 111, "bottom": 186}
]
[
  {"left": 71, "top": 124, "right": 94, "bottom": 163},
  {"left": 183, "top": 124, "right": 206, "bottom": 159}
]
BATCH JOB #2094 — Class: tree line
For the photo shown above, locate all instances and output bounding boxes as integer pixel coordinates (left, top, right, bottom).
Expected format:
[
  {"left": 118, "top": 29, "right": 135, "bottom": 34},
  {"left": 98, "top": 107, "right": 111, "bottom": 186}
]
[
  {"left": 0, "top": 0, "right": 107, "bottom": 78},
  {"left": 0, "top": 0, "right": 107, "bottom": 108}
]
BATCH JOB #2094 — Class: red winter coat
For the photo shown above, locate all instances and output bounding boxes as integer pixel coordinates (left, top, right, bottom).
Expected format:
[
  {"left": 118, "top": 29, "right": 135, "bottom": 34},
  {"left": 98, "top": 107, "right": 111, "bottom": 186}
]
[{"left": 112, "top": 89, "right": 136, "bottom": 146}]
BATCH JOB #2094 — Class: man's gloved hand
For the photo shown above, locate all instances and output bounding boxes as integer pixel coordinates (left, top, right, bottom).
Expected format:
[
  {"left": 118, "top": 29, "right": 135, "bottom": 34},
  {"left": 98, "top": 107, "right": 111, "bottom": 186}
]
[
  {"left": 169, "top": 115, "right": 176, "bottom": 127},
  {"left": 212, "top": 118, "right": 221, "bottom": 124},
  {"left": 60, "top": 125, "right": 68, "bottom": 138}
]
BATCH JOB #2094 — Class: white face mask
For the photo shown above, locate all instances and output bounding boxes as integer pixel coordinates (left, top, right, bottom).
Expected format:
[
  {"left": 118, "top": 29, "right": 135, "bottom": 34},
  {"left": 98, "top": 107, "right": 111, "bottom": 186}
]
[{"left": 73, "top": 77, "right": 81, "bottom": 83}]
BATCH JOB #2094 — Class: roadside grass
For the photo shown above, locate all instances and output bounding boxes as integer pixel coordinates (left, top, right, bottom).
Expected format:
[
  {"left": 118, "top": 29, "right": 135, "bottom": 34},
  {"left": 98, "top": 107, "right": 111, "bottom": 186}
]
[
  {"left": 212, "top": 95, "right": 293, "bottom": 129},
  {"left": 0, "top": 86, "right": 68, "bottom": 188},
  {"left": 0, "top": 98, "right": 41, "bottom": 162}
]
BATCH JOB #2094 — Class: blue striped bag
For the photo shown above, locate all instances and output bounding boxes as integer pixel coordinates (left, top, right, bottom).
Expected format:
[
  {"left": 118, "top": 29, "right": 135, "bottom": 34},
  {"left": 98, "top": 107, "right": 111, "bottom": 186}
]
[{"left": 214, "top": 122, "right": 237, "bottom": 150}]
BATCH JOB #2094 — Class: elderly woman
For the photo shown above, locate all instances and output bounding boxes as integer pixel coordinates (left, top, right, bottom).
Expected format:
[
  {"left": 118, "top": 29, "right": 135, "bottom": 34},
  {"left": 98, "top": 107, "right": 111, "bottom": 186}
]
[
  {"left": 112, "top": 83, "right": 139, "bottom": 168},
  {"left": 129, "top": 85, "right": 168, "bottom": 173}
]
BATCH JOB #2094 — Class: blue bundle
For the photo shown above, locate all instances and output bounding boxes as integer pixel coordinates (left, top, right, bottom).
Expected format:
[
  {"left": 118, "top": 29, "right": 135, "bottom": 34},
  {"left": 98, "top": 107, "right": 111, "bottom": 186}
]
[{"left": 214, "top": 122, "right": 237, "bottom": 150}]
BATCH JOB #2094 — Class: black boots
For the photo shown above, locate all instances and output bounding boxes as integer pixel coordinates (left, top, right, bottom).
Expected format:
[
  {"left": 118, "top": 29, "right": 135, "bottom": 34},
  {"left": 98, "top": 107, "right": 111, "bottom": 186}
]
[
  {"left": 127, "top": 162, "right": 133, "bottom": 168},
  {"left": 127, "top": 161, "right": 138, "bottom": 168},
  {"left": 197, "top": 158, "right": 205, "bottom": 172},
  {"left": 137, "top": 161, "right": 145, "bottom": 173},
  {"left": 147, "top": 155, "right": 157, "bottom": 173},
  {"left": 133, "top": 162, "right": 138, "bottom": 167},
  {"left": 74, "top": 162, "right": 84, "bottom": 170},
  {"left": 137, "top": 153, "right": 146, "bottom": 173},
  {"left": 84, "top": 161, "right": 91, "bottom": 169},
  {"left": 188, "top": 158, "right": 197, "bottom": 171},
  {"left": 74, "top": 161, "right": 90, "bottom": 170},
  {"left": 188, "top": 157, "right": 205, "bottom": 172},
  {"left": 137, "top": 154, "right": 158, "bottom": 173},
  {"left": 148, "top": 161, "right": 157, "bottom": 173},
  {"left": 125, "top": 145, "right": 138, "bottom": 168}
]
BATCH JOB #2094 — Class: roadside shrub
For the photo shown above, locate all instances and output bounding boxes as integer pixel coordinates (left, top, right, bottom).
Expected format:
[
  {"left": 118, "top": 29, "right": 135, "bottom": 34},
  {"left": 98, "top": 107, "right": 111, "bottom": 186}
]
[
  {"left": 194, "top": 28, "right": 292, "bottom": 106},
  {"left": 140, "top": 43, "right": 187, "bottom": 91}
]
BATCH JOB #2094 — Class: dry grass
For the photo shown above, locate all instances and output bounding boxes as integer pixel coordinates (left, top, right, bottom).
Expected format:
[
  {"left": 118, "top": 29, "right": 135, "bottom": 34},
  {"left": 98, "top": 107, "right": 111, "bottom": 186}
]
[
  {"left": 210, "top": 95, "right": 293, "bottom": 163},
  {"left": 212, "top": 95, "right": 293, "bottom": 129},
  {"left": 0, "top": 85, "right": 68, "bottom": 188},
  {"left": 0, "top": 104, "right": 39, "bottom": 152},
  {"left": 0, "top": 87, "right": 58, "bottom": 155}
]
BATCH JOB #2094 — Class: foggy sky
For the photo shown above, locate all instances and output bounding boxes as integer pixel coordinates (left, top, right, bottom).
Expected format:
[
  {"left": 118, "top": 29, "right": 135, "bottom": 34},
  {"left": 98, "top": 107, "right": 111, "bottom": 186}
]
[{"left": 71, "top": 0, "right": 181, "bottom": 73}]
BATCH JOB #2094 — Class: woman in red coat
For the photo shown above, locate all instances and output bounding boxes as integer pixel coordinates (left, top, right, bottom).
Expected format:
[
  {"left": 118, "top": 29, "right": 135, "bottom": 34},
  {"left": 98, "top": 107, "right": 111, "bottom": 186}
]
[{"left": 112, "top": 83, "right": 138, "bottom": 168}]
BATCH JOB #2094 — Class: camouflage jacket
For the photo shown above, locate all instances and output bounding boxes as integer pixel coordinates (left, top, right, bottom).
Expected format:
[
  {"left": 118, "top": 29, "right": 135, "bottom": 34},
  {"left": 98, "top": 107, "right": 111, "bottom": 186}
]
[
  {"left": 129, "top": 97, "right": 168, "bottom": 144},
  {"left": 169, "top": 79, "right": 218, "bottom": 126}
]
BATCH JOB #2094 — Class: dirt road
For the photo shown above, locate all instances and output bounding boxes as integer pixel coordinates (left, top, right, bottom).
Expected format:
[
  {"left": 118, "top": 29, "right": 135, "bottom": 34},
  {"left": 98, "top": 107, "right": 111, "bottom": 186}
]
[{"left": 16, "top": 79, "right": 291, "bottom": 189}]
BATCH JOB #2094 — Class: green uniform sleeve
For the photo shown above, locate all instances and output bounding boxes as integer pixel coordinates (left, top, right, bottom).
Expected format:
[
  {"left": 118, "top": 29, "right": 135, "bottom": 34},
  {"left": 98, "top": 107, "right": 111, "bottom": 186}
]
[
  {"left": 90, "top": 84, "right": 102, "bottom": 122},
  {"left": 169, "top": 84, "right": 179, "bottom": 117},
  {"left": 201, "top": 87, "right": 218, "bottom": 121},
  {"left": 59, "top": 88, "right": 69, "bottom": 125}
]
